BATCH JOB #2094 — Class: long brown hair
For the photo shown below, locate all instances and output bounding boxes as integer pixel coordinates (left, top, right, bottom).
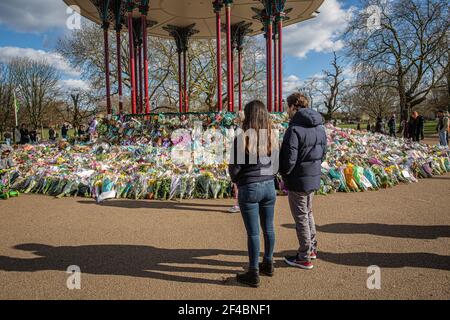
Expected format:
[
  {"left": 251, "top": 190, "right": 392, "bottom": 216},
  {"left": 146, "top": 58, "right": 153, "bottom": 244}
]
[{"left": 241, "top": 100, "right": 277, "bottom": 157}]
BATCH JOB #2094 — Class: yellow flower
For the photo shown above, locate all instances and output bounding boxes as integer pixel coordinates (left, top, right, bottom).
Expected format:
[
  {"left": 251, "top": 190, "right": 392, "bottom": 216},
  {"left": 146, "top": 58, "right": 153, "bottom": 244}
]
[{"left": 204, "top": 171, "right": 214, "bottom": 179}]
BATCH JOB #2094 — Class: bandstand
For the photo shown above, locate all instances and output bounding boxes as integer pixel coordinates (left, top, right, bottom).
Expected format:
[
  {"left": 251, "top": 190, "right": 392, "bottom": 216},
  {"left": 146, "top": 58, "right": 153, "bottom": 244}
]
[{"left": 63, "top": 0, "right": 324, "bottom": 114}]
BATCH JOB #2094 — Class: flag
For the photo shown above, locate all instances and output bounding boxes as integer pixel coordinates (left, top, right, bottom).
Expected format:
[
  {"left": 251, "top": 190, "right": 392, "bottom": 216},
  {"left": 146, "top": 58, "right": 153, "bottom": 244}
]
[
  {"left": 13, "top": 90, "right": 19, "bottom": 127},
  {"left": 13, "top": 91, "right": 19, "bottom": 113}
]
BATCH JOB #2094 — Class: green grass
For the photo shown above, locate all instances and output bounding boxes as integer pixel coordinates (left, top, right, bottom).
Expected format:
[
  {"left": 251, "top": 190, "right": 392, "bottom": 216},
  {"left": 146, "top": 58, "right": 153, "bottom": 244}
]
[
  {"left": 423, "top": 121, "right": 438, "bottom": 136},
  {"left": 338, "top": 124, "right": 358, "bottom": 130},
  {"left": 338, "top": 120, "right": 438, "bottom": 137}
]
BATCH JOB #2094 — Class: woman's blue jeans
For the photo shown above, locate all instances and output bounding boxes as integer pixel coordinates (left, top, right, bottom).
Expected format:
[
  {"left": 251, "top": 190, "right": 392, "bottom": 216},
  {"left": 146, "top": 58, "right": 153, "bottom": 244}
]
[
  {"left": 439, "top": 131, "right": 448, "bottom": 147},
  {"left": 238, "top": 180, "right": 276, "bottom": 270}
]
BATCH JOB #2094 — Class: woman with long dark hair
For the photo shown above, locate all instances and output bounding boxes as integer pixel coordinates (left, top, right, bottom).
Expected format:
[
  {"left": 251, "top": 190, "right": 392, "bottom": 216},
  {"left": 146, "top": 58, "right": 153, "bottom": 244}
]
[{"left": 228, "top": 100, "right": 278, "bottom": 287}]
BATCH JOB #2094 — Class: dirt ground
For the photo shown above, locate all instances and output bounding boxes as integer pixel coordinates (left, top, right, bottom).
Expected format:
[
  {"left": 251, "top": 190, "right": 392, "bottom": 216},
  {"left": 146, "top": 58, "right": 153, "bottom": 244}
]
[{"left": 0, "top": 172, "right": 449, "bottom": 300}]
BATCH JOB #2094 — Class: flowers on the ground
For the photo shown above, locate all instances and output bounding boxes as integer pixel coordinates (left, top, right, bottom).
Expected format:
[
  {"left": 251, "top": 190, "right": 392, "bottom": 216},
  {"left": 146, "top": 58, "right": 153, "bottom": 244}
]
[{"left": 1, "top": 112, "right": 448, "bottom": 201}]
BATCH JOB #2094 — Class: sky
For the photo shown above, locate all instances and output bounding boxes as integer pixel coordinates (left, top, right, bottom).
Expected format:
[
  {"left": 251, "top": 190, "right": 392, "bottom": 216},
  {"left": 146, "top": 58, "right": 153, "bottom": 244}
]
[{"left": 0, "top": 0, "right": 360, "bottom": 94}]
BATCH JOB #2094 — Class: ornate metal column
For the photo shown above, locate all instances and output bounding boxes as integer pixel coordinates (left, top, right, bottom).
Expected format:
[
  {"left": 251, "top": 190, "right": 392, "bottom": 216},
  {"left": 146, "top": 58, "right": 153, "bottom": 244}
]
[
  {"left": 163, "top": 24, "right": 199, "bottom": 113},
  {"left": 253, "top": 4, "right": 274, "bottom": 112},
  {"left": 224, "top": 0, "right": 233, "bottom": 112},
  {"left": 139, "top": 1, "right": 156, "bottom": 114},
  {"left": 126, "top": 0, "right": 137, "bottom": 114},
  {"left": 231, "top": 22, "right": 252, "bottom": 111},
  {"left": 93, "top": 0, "right": 112, "bottom": 114},
  {"left": 140, "top": 1, "right": 149, "bottom": 114},
  {"left": 213, "top": 1, "right": 223, "bottom": 112},
  {"left": 111, "top": 0, "right": 125, "bottom": 114},
  {"left": 132, "top": 18, "right": 143, "bottom": 113},
  {"left": 183, "top": 50, "right": 189, "bottom": 111},
  {"left": 274, "top": 1, "right": 290, "bottom": 112}
]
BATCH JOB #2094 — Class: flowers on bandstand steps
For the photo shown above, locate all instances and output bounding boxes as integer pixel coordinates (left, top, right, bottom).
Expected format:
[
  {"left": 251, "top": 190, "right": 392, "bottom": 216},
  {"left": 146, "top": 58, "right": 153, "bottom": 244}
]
[{"left": 1, "top": 112, "right": 449, "bottom": 202}]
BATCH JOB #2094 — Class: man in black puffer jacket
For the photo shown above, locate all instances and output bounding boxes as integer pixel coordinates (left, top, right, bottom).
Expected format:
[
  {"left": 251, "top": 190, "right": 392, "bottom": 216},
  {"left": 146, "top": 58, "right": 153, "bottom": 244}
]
[{"left": 280, "top": 92, "right": 327, "bottom": 270}]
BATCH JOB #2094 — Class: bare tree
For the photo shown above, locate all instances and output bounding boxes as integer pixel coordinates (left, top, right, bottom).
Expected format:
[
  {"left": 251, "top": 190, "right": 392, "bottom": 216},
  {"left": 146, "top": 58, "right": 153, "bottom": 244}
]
[
  {"left": 315, "top": 52, "right": 347, "bottom": 120},
  {"left": 57, "top": 21, "right": 265, "bottom": 112},
  {"left": 348, "top": 69, "right": 398, "bottom": 120},
  {"left": 57, "top": 23, "right": 174, "bottom": 111},
  {"left": 9, "top": 58, "right": 60, "bottom": 130},
  {"left": 57, "top": 90, "right": 100, "bottom": 132},
  {"left": 0, "top": 62, "right": 14, "bottom": 138},
  {"left": 345, "top": 0, "right": 449, "bottom": 121}
]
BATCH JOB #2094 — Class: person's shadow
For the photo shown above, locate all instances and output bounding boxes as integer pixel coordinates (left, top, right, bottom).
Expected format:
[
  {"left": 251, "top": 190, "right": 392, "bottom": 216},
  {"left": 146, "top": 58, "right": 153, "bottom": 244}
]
[
  {"left": 0, "top": 244, "right": 248, "bottom": 286},
  {"left": 77, "top": 199, "right": 231, "bottom": 213},
  {"left": 282, "top": 223, "right": 450, "bottom": 240},
  {"left": 312, "top": 251, "right": 450, "bottom": 271},
  {"left": 316, "top": 223, "right": 450, "bottom": 240}
]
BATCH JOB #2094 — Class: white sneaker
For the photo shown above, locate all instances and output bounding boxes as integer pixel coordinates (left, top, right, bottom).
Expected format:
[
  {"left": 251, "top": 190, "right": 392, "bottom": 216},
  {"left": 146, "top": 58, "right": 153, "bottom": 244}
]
[{"left": 228, "top": 205, "right": 240, "bottom": 213}]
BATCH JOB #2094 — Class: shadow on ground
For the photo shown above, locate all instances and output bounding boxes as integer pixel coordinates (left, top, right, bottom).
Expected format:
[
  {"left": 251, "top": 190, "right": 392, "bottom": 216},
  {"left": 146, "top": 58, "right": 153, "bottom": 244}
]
[
  {"left": 0, "top": 244, "right": 247, "bottom": 286},
  {"left": 77, "top": 199, "right": 231, "bottom": 213},
  {"left": 275, "top": 249, "right": 450, "bottom": 271},
  {"left": 282, "top": 223, "right": 450, "bottom": 239},
  {"left": 307, "top": 251, "right": 450, "bottom": 271},
  {"left": 1, "top": 244, "right": 449, "bottom": 287}
]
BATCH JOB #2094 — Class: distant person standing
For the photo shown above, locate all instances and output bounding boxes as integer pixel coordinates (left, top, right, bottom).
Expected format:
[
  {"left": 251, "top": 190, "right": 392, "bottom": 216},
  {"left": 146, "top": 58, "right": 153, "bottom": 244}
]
[
  {"left": 375, "top": 117, "right": 385, "bottom": 134},
  {"left": 77, "top": 125, "right": 85, "bottom": 137},
  {"left": 407, "top": 113, "right": 418, "bottom": 141},
  {"left": 447, "top": 111, "right": 450, "bottom": 145},
  {"left": 400, "top": 118, "right": 408, "bottom": 138},
  {"left": 29, "top": 128, "right": 37, "bottom": 144},
  {"left": 416, "top": 112, "right": 425, "bottom": 141},
  {"left": 436, "top": 110, "right": 449, "bottom": 147},
  {"left": 88, "top": 118, "right": 98, "bottom": 142},
  {"left": 19, "top": 124, "right": 29, "bottom": 144},
  {"left": 48, "top": 127, "right": 56, "bottom": 142},
  {"left": 61, "top": 123, "right": 69, "bottom": 140},
  {"left": 4, "top": 130, "right": 12, "bottom": 146},
  {"left": 387, "top": 114, "right": 396, "bottom": 137},
  {"left": 78, "top": 125, "right": 89, "bottom": 142},
  {"left": 366, "top": 122, "right": 371, "bottom": 132}
]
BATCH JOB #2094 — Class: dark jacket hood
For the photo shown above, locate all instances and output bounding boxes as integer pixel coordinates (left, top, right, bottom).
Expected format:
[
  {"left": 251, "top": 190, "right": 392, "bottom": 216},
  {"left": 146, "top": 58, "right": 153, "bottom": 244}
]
[{"left": 291, "top": 109, "right": 324, "bottom": 128}]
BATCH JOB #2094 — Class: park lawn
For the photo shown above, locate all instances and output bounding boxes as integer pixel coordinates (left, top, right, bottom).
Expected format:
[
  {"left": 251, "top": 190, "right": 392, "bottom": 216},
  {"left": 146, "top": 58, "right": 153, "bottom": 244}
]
[
  {"left": 423, "top": 121, "right": 438, "bottom": 136},
  {"left": 338, "top": 120, "right": 439, "bottom": 137},
  {"left": 338, "top": 123, "right": 358, "bottom": 130}
]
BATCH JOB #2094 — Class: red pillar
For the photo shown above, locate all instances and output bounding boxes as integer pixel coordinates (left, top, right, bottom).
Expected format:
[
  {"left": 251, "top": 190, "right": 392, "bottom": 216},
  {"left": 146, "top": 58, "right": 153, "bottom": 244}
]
[
  {"left": 273, "top": 31, "right": 278, "bottom": 112},
  {"left": 238, "top": 49, "right": 242, "bottom": 111},
  {"left": 116, "top": 30, "right": 123, "bottom": 114},
  {"left": 142, "top": 17, "right": 150, "bottom": 114},
  {"left": 134, "top": 44, "right": 140, "bottom": 113},
  {"left": 183, "top": 50, "right": 188, "bottom": 112},
  {"left": 267, "top": 20, "right": 273, "bottom": 112},
  {"left": 278, "top": 18, "right": 283, "bottom": 112},
  {"left": 127, "top": 13, "right": 137, "bottom": 114},
  {"left": 214, "top": 2, "right": 223, "bottom": 111},
  {"left": 178, "top": 51, "right": 183, "bottom": 113},
  {"left": 225, "top": 3, "right": 233, "bottom": 112},
  {"left": 138, "top": 44, "right": 143, "bottom": 114},
  {"left": 231, "top": 47, "right": 235, "bottom": 112},
  {"left": 103, "top": 23, "right": 112, "bottom": 114}
]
